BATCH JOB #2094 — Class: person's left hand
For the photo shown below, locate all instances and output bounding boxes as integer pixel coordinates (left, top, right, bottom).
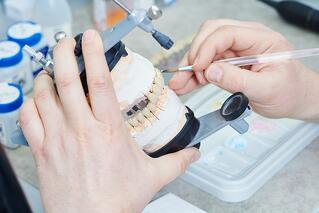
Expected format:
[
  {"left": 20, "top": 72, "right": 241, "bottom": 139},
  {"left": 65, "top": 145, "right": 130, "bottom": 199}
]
[{"left": 19, "top": 30, "right": 200, "bottom": 213}]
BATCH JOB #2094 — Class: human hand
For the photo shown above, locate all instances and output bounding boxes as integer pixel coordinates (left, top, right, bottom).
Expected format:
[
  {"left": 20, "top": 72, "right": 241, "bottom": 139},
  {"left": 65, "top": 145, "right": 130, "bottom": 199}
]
[
  {"left": 19, "top": 30, "right": 200, "bottom": 213},
  {"left": 169, "top": 19, "right": 319, "bottom": 120}
]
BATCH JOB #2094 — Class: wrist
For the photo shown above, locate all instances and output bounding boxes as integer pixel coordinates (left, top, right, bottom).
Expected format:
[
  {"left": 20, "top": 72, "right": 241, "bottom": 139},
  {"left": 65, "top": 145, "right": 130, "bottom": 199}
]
[{"left": 293, "top": 69, "right": 319, "bottom": 121}]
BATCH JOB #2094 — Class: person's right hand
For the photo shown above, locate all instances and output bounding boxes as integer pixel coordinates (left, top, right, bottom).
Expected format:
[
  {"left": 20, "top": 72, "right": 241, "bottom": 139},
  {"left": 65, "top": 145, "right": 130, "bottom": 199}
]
[{"left": 169, "top": 19, "right": 319, "bottom": 120}]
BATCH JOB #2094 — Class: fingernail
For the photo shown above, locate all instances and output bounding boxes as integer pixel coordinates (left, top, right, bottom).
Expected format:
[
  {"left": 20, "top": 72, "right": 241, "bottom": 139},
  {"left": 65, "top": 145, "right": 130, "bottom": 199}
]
[
  {"left": 196, "top": 71, "right": 204, "bottom": 84},
  {"left": 207, "top": 65, "right": 223, "bottom": 83},
  {"left": 83, "top": 30, "right": 96, "bottom": 43},
  {"left": 191, "top": 149, "right": 201, "bottom": 163}
]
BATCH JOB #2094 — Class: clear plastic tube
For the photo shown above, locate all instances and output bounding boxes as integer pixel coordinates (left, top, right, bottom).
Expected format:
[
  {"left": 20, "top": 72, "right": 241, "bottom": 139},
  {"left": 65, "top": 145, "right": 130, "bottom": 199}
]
[{"left": 218, "top": 48, "right": 319, "bottom": 67}]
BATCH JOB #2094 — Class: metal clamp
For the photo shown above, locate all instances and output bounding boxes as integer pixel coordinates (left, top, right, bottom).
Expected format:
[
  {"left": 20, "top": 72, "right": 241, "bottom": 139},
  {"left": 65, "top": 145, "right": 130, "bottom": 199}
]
[{"left": 187, "top": 92, "right": 252, "bottom": 148}]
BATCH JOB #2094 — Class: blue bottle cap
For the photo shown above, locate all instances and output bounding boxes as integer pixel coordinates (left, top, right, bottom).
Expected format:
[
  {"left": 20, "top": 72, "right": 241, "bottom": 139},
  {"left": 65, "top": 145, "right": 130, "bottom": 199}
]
[
  {"left": 0, "top": 83, "right": 23, "bottom": 113},
  {"left": 7, "top": 21, "right": 42, "bottom": 47},
  {"left": 0, "top": 40, "right": 23, "bottom": 68}
]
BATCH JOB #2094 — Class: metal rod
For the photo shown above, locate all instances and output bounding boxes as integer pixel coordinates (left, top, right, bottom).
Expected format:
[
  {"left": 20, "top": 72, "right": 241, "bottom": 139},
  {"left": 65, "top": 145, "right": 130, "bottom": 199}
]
[{"left": 112, "top": 0, "right": 132, "bottom": 14}]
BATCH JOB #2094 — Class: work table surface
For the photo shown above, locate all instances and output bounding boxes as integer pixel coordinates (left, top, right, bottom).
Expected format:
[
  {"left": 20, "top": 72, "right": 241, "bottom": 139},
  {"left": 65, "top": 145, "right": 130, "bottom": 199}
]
[{"left": 4, "top": 0, "right": 319, "bottom": 212}]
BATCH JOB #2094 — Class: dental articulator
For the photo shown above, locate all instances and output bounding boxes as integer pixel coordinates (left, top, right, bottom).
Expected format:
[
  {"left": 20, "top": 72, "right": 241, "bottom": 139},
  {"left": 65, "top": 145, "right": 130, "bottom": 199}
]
[{"left": 12, "top": 0, "right": 252, "bottom": 157}]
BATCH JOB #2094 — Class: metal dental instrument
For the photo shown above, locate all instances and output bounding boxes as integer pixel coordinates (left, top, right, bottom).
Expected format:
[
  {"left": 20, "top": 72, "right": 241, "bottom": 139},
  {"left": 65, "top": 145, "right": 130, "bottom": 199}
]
[{"left": 161, "top": 48, "right": 319, "bottom": 73}]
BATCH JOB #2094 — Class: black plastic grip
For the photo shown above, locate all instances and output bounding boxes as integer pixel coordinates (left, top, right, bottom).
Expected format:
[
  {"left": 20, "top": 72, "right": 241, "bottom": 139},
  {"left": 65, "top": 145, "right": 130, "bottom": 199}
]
[
  {"left": 74, "top": 33, "right": 83, "bottom": 57},
  {"left": 152, "top": 30, "right": 174, "bottom": 50},
  {"left": 278, "top": 1, "right": 319, "bottom": 32},
  {"left": 260, "top": 0, "right": 319, "bottom": 32}
]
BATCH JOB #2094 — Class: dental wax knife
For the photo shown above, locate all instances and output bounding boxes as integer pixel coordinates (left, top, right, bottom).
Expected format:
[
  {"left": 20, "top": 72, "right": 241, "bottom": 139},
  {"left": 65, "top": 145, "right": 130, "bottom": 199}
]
[{"left": 161, "top": 48, "right": 319, "bottom": 73}]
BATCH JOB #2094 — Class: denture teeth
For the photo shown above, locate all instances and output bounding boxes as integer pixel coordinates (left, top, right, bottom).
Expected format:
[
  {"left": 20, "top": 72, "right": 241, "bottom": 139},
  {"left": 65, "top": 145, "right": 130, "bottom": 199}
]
[
  {"left": 128, "top": 117, "right": 139, "bottom": 127},
  {"left": 147, "top": 93, "right": 158, "bottom": 103},
  {"left": 153, "top": 84, "right": 162, "bottom": 92},
  {"left": 151, "top": 85, "right": 162, "bottom": 96},
  {"left": 143, "top": 118, "right": 151, "bottom": 127},
  {"left": 147, "top": 102, "right": 157, "bottom": 112},
  {"left": 142, "top": 107, "right": 153, "bottom": 118},
  {"left": 136, "top": 112, "right": 145, "bottom": 123},
  {"left": 154, "top": 71, "right": 164, "bottom": 86},
  {"left": 155, "top": 75, "right": 164, "bottom": 86},
  {"left": 125, "top": 122, "right": 134, "bottom": 132}
]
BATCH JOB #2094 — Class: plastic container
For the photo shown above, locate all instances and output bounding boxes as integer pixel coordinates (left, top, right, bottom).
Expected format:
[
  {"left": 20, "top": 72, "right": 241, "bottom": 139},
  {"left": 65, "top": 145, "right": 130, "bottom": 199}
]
[
  {"left": 0, "top": 40, "right": 32, "bottom": 94},
  {"left": 7, "top": 21, "right": 49, "bottom": 77},
  {"left": 181, "top": 85, "right": 319, "bottom": 202},
  {"left": 32, "top": 0, "right": 72, "bottom": 46},
  {"left": 0, "top": 83, "right": 23, "bottom": 149}
]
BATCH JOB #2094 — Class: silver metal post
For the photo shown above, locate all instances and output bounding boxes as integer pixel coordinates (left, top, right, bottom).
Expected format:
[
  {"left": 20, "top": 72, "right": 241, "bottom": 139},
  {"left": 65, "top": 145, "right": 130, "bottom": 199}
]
[{"left": 112, "top": 0, "right": 132, "bottom": 14}]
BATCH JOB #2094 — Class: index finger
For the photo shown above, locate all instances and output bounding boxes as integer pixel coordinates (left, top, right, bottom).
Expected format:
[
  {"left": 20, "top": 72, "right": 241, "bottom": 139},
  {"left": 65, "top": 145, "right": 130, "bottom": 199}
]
[
  {"left": 193, "top": 26, "right": 283, "bottom": 72},
  {"left": 53, "top": 38, "right": 92, "bottom": 124},
  {"left": 188, "top": 19, "right": 272, "bottom": 64}
]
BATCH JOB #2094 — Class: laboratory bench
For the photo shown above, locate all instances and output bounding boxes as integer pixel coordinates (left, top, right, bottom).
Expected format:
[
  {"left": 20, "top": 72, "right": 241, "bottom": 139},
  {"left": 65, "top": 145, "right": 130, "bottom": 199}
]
[{"left": 3, "top": 0, "right": 319, "bottom": 212}]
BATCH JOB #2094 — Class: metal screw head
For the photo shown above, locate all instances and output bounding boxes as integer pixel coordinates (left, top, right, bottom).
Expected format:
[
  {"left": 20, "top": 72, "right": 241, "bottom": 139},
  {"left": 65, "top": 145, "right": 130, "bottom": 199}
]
[
  {"left": 147, "top": 5, "right": 162, "bottom": 20},
  {"left": 54, "top": 31, "right": 67, "bottom": 43}
]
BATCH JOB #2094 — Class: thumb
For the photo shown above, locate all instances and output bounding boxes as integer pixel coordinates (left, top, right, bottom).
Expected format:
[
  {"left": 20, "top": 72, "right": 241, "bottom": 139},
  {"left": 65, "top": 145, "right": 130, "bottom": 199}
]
[
  {"left": 154, "top": 148, "right": 201, "bottom": 187},
  {"left": 204, "top": 63, "right": 259, "bottom": 97}
]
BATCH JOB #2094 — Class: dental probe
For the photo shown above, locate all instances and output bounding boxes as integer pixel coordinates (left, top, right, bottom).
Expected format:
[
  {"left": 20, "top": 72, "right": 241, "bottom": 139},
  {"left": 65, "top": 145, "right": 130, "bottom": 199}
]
[{"left": 160, "top": 48, "right": 319, "bottom": 73}]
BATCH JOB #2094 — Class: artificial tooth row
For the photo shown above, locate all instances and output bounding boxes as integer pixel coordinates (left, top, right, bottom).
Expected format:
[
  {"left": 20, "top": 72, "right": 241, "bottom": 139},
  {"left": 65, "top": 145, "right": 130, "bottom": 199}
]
[{"left": 126, "top": 69, "right": 166, "bottom": 131}]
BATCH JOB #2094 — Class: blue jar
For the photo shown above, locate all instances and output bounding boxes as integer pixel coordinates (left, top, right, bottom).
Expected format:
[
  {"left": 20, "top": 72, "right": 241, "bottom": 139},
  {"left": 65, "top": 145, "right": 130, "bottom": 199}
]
[
  {"left": 0, "top": 40, "right": 32, "bottom": 94},
  {"left": 0, "top": 83, "right": 23, "bottom": 149},
  {"left": 7, "top": 21, "right": 49, "bottom": 77}
]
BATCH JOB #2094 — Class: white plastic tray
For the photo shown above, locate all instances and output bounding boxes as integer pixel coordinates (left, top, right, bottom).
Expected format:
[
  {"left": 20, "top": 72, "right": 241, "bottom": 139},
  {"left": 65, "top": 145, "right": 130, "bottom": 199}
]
[{"left": 181, "top": 85, "right": 319, "bottom": 202}]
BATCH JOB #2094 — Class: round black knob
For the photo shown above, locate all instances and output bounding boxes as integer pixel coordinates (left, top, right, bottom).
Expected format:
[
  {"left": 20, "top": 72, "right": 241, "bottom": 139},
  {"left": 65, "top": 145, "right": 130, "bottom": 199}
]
[{"left": 220, "top": 92, "right": 249, "bottom": 121}]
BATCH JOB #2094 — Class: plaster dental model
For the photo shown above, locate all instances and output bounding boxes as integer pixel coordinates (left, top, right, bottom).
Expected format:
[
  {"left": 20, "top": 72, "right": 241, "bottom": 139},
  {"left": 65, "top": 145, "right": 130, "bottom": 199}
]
[
  {"left": 108, "top": 44, "right": 199, "bottom": 157},
  {"left": 22, "top": 41, "right": 200, "bottom": 158}
]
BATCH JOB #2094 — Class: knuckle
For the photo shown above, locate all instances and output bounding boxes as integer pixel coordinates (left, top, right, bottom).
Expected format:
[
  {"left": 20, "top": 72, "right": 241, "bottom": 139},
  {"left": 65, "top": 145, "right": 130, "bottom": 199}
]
[
  {"left": 101, "top": 121, "right": 125, "bottom": 143},
  {"left": 35, "top": 89, "right": 51, "bottom": 103},
  {"left": 58, "top": 74, "right": 77, "bottom": 89},
  {"left": 89, "top": 75, "right": 109, "bottom": 92},
  {"left": 74, "top": 125, "right": 91, "bottom": 143}
]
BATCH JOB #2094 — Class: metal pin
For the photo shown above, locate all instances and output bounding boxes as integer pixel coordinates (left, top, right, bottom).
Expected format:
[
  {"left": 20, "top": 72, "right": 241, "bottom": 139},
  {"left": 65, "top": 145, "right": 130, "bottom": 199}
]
[{"left": 23, "top": 45, "right": 55, "bottom": 77}]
